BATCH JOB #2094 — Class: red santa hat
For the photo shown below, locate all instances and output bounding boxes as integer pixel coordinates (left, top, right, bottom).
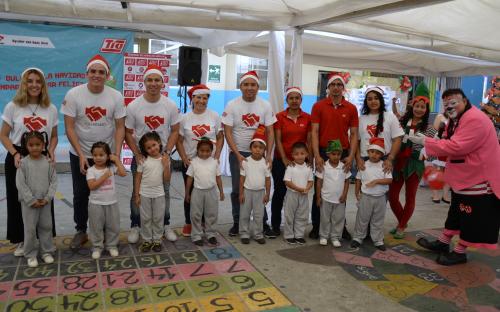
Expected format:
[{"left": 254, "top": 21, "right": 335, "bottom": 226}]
[
  {"left": 188, "top": 84, "right": 211, "bottom": 100},
  {"left": 143, "top": 64, "right": 164, "bottom": 81},
  {"left": 250, "top": 124, "right": 267, "bottom": 146},
  {"left": 285, "top": 86, "right": 303, "bottom": 97},
  {"left": 327, "top": 71, "right": 350, "bottom": 87},
  {"left": 239, "top": 70, "right": 259, "bottom": 85},
  {"left": 367, "top": 137, "right": 385, "bottom": 154},
  {"left": 86, "top": 54, "right": 110, "bottom": 74},
  {"left": 365, "top": 86, "right": 384, "bottom": 96}
]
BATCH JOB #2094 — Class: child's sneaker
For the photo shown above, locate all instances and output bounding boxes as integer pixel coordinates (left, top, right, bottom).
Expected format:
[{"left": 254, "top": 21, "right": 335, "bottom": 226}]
[
  {"left": 108, "top": 248, "right": 119, "bottom": 257},
  {"left": 27, "top": 257, "right": 38, "bottom": 268},
  {"left": 332, "top": 240, "right": 341, "bottom": 248},
  {"left": 255, "top": 238, "right": 266, "bottom": 245},
  {"left": 193, "top": 240, "right": 203, "bottom": 246},
  {"left": 241, "top": 238, "right": 250, "bottom": 244},
  {"left": 182, "top": 224, "right": 192, "bottom": 237},
  {"left": 207, "top": 237, "right": 218, "bottom": 246},
  {"left": 375, "top": 244, "right": 386, "bottom": 251},
  {"left": 139, "top": 241, "right": 152, "bottom": 253},
  {"left": 42, "top": 253, "right": 54, "bottom": 264},
  {"left": 350, "top": 240, "right": 361, "bottom": 248},
  {"left": 151, "top": 242, "right": 162, "bottom": 252},
  {"left": 128, "top": 226, "right": 140, "bottom": 244},
  {"left": 92, "top": 249, "right": 101, "bottom": 260},
  {"left": 285, "top": 238, "right": 296, "bottom": 245},
  {"left": 164, "top": 226, "right": 178, "bottom": 242},
  {"left": 319, "top": 238, "right": 328, "bottom": 246},
  {"left": 229, "top": 223, "right": 239, "bottom": 236},
  {"left": 295, "top": 238, "right": 306, "bottom": 245}
]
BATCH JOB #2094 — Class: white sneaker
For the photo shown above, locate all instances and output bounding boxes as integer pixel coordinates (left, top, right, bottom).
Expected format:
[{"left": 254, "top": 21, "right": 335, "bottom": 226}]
[
  {"left": 164, "top": 226, "right": 177, "bottom": 242},
  {"left": 91, "top": 250, "right": 101, "bottom": 260},
  {"left": 332, "top": 240, "right": 342, "bottom": 248},
  {"left": 14, "top": 242, "right": 24, "bottom": 257},
  {"left": 108, "top": 247, "right": 119, "bottom": 257},
  {"left": 42, "top": 254, "right": 54, "bottom": 264},
  {"left": 319, "top": 238, "right": 328, "bottom": 246},
  {"left": 27, "top": 257, "right": 38, "bottom": 268},
  {"left": 128, "top": 226, "right": 140, "bottom": 244}
]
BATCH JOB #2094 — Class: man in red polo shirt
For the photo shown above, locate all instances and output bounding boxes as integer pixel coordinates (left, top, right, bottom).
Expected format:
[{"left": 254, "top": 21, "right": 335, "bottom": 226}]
[{"left": 310, "top": 71, "right": 359, "bottom": 240}]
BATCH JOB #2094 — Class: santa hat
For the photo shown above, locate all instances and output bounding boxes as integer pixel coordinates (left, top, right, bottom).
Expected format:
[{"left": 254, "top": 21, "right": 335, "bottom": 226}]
[
  {"left": 365, "top": 86, "right": 384, "bottom": 96},
  {"left": 367, "top": 137, "right": 385, "bottom": 154},
  {"left": 250, "top": 124, "right": 266, "bottom": 146},
  {"left": 239, "top": 70, "right": 259, "bottom": 85},
  {"left": 188, "top": 84, "right": 211, "bottom": 100},
  {"left": 86, "top": 54, "right": 110, "bottom": 74},
  {"left": 285, "top": 86, "right": 303, "bottom": 97},
  {"left": 196, "top": 136, "right": 216, "bottom": 144},
  {"left": 21, "top": 67, "right": 45, "bottom": 79},
  {"left": 413, "top": 82, "right": 430, "bottom": 104},
  {"left": 143, "top": 64, "right": 164, "bottom": 81},
  {"left": 327, "top": 71, "right": 350, "bottom": 88}
]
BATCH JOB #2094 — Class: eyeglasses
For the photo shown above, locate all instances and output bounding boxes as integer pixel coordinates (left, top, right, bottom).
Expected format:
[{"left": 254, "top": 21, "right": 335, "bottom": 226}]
[{"left": 89, "top": 69, "right": 107, "bottom": 75}]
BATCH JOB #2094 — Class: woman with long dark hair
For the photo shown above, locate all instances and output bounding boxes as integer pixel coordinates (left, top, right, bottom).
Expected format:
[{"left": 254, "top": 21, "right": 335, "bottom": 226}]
[{"left": 388, "top": 82, "right": 436, "bottom": 239}]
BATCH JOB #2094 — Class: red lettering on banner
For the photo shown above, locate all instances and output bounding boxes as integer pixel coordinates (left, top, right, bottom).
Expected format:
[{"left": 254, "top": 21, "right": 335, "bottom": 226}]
[
  {"left": 136, "top": 75, "right": 144, "bottom": 82},
  {"left": 124, "top": 90, "right": 134, "bottom": 97},
  {"left": 137, "top": 59, "right": 147, "bottom": 66},
  {"left": 159, "top": 60, "right": 170, "bottom": 67},
  {"left": 124, "top": 74, "right": 135, "bottom": 81},
  {"left": 100, "top": 38, "right": 127, "bottom": 53},
  {"left": 148, "top": 60, "right": 159, "bottom": 65},
  {"left": 125, "top": 58, "right": 136, "bottom": 65},
  {"left": 135, "top": 90, "right": 146, "bottom": 97}
]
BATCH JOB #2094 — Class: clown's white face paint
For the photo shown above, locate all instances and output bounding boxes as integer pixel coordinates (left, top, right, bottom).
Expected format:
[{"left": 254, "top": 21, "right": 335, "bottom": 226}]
[{"left": 443, "top": 94, "right": 466, "bottom": 120}]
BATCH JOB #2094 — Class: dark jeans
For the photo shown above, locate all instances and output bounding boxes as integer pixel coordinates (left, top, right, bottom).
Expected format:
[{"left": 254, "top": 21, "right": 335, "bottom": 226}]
[
  {"left": 311, "top": 149, "right": 349, "bottom": 230},
  {"left": 270, "top": 158, "right": 287, "bottom": 230},
  {"left": 229, "top": 151, "right": 268, "bottom": 225},
  {"left": 70, "top": 152, "right": 94, "bottom": 233},
  {"left": 130, "top": 156, "right": 171, "bottom": 227},
  {"left": 181, "top": 164, "right": 193, "bottom": 225}
]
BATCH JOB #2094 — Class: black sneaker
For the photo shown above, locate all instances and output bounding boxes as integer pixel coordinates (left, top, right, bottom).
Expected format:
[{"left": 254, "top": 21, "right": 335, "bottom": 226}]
[
  {"left": 342, "top": 227, "right": 352, "bottom": 241},
  {"left": 207, "top": 237, "right": 218, "bottom": 246},
  {"left": 437, "top": 251, "right": 467, "bottom": 266},
  {"left": 193, "top": 240, "right": 204, "bottom": 246},
  {"left": 295, "top": 238, "right": 306, "bottom": 245},
  {"left": 229, "top": 223, "right": 239, "bottom": 236},
  {"left": 417, "top": 238, "right": 449, "bottom": 253},
  {"left": 255, "top": 238, "right": 266, "bottom": 245},
  {"left": 241, "top": 238, "right": 250, "bottom": 244},
  {"left": 151, "top": 242, "right": 162, "bottom": 252},
  {"left": 308, "top": 227, "right": 319, "bottom": 239},
  {"left": 375, "top": 244, "right": 386, "bottom": 251},
  {"left": 139, "top": 241, "right": 152, "bottom": 253},
  {"left": 264, "top": 228, "right": 278, "bottom": 239},
  {"left": 285, "top": 238, "right": 296, "bottom": 245},
  {"left": 350, "top": 240, "right": 361, "bottom": 248}
]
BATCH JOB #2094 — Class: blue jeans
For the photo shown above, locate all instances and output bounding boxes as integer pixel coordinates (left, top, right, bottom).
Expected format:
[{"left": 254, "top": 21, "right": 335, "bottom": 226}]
[
  {"left": 70, "top": 152, "right": 94, "bottom": 233},
  {"left": 130, "top": 157, "right": 171, "bottom": 227}
]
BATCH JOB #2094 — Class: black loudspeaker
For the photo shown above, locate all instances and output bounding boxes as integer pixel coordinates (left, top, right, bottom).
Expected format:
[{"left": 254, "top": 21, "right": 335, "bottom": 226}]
[{"left": 178, "top": 46, "right": 202, "bottom": 86}]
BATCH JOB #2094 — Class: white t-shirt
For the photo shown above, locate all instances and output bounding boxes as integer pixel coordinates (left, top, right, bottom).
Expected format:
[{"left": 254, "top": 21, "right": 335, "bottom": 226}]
[
  {"left": 186, "top": 157, "right": 221, "bottom": 189},
  {"left": 316, "top": 161, "right": 351, "bottom": 203},
  {"left": 221, "top": 96, "right": 276, "bottom": 152},
  {"left": 125, "top": 95, "right": 180, "bottom": 149},
  {"left": 2, "top": 101, "right": 58, "bottom": 145},
  {"left": 61, "top": 84, "right": 125, "bottom": 158},
  {"left": 179, "top": 110, "right": 222, "bottom": 159},
  {"left": 358, "top": 112, "right": 404, "bottom": 157},
  {"left": 240, "top": 156, "right": 271, "bottom": 190},
  {"left": 86, "top": 165, "right": 118, "bottom": 205},
  {"left": 284, "top": 163, "right": 313, "bottom": 192},
  {"left": 137, "top": 156, "right": 165, "bottom": 198},
  {"left": 356, "top": 160, "right": 392, "bottom": 196}
]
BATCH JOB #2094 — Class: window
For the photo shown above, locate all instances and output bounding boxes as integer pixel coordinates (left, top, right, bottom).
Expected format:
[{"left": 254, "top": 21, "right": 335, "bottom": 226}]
[
  {"left": 236, "top": 55, "right": 268, "bottom": 90},
  {"left": 149, "top": 39, "right": 181, "bottom": 86}
]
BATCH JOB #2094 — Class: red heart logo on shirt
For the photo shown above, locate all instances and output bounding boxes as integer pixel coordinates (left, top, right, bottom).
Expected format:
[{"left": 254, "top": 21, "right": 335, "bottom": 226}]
[
  {"left": 242, "top": 113, "right": 260, "bottom": 127},
  {"left": 24, "top": 116, "right": 47, "bottom": 131},
  {"left": 366, "top": 124, "right": 383, "bottom": 137},
  {"left": 192, "top": 124, "right": 210, "bottom": 137},
  {"left": 144, "top": 116, "right": 165, "bottom": 130},
  {"left": 85, "top": 106, "right": 107, "bottom": 122}
]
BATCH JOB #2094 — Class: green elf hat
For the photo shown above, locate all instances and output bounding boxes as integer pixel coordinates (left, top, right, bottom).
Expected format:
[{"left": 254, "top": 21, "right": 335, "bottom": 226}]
[
  {"left": 413, "top": 82, "right": 430, "bottom": 105},
  {"left": 326, "top": 139, "right": 342, "bottom": 153}
]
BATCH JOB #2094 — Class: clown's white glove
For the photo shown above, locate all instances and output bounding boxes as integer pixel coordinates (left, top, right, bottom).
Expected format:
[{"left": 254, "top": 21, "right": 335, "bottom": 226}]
[{"left": 408, "top": 133, "right": 425, "bottom": 146}]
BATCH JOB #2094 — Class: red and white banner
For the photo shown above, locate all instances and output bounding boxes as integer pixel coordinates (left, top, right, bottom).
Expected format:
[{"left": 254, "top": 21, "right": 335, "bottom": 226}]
[{"left": 122, "top": 52, "right": 171, "bottom": 169}]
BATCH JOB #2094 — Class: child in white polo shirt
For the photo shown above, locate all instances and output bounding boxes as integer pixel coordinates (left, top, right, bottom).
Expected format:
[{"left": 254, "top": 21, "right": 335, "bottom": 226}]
[
  {"left": 283, "top": 142, "right": 313, "bottom": 245},
  {"left": 352, "top": 137, "right": 392, "bottom": 251},
  {"left": 185, "top": 138, "right": 225, "bottom": 247},
  {"left": 316, "top": 140, "right": 351, "bottom": 247},
  {"left": 239, "top": 125, "right": 271, "bottom": 245}
]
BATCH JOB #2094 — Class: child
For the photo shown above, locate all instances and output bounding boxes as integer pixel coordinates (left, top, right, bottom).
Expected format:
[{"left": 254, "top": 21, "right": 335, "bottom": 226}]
[
  {"left": 185, "top": 137, "right": 225, "bottom": 246},
  {"left": 16, "top": 131, "right": 57, "bottom": 268},
  {"left": 86, "top": 142, "right": 127, "bottom": 259},
  {"left": 283, "top": 142, "right": 313, "bottom": 245},
  {"left": 352, "top": 137, "right": 392, "bottom": 251},
  {"left": 239, "top": 125, "right": 271, "bottom": 245},
  {"left": 316, "top": 140, "right": 351, "bottom": 247},
  {"left": 134, "top": 132, "right": 171, "bottom": 252}
]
